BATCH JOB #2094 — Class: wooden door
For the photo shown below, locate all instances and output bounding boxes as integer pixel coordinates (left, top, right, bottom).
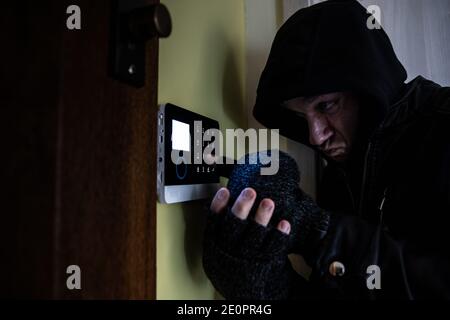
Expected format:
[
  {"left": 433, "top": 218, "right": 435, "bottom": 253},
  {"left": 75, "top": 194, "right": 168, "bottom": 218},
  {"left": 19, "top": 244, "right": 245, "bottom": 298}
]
[{"left": 1, "top": 0, "right": 159, "bottom": 299}]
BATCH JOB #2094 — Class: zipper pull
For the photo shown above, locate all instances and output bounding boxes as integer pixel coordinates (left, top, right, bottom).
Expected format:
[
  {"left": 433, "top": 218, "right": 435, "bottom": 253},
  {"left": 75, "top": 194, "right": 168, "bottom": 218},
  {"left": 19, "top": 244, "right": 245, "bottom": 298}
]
[{"left": 378, "top": 187, "right": 388, "bottom": 223}]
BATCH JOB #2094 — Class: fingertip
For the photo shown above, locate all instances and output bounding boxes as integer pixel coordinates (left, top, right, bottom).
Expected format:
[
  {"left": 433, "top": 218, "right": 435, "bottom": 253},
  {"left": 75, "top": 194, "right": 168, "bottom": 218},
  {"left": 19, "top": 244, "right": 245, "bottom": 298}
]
[
  {"left": 231, "top": 188, "right": 257, "bottom": 220},
  {"left": 277, "top": 220, "right": 291, "bottom": 235},
  {"left": 210, "top": 187, "right": 230, "bottom": 213},
  {"left": 217, "top": 187, "right": 230, "bottom": 200},
  {"left": 243, "top": 187, "right": 256, "bottom": 199},
  {"left": 254, "top": 198, "right": 274, "bottom": 227},
  {"left": 260, "top": 198, "right": 274, "bottom": 210}
]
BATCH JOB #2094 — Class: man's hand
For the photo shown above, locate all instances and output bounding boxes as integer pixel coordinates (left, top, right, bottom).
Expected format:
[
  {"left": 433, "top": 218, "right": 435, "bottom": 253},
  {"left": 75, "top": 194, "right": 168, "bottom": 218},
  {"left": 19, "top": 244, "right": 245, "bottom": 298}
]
[
  {"left": 202, "top": 187, "right": 302, "bottom": 299},
  {"left": 210, "top": 187, "right": 291, "bottom": 235}
]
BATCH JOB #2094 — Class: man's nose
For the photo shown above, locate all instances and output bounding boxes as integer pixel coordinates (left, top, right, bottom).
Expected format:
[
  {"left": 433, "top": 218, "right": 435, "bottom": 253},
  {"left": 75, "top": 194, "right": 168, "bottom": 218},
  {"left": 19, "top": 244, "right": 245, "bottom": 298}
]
[{"left": 309, "top": 117, "right": 333, "bottom": 146}]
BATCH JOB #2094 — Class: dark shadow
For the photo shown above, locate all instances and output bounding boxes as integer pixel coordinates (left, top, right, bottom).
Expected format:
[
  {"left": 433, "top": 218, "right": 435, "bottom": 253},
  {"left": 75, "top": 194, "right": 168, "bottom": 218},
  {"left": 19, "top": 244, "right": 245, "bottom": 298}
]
[
  {"left": 182, "top": 200, "right": 209, "bottom": 284},
  {"left": 222, "top": 46, "right": 246, "bottom": 128}
]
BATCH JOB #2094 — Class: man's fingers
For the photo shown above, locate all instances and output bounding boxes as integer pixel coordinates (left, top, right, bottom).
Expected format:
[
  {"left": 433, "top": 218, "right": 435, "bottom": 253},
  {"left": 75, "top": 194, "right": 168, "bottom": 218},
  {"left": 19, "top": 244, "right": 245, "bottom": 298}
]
[
  {"left": 277, "top": 219, "right": 291, "bottom": 235},
  {"left": 210, "top": 188, "right": 230, "bottom": 213},
  {"left": 254, "top": 198, "right": 274, "bottom": 227},
  {"left": 231, "top": 188, "right": 256, "bottom": 220}
]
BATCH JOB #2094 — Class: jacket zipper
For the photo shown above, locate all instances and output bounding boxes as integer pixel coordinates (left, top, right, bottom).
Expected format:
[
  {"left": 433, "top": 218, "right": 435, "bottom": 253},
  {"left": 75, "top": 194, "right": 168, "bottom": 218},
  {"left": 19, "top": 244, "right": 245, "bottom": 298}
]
[
  {"left": 339, "top": 169, "right": 357, "bottom": 214},
  {"left": 359, "top": 131, "right": 388, "bottom": 224},
  {"left": 358, "top": 141, "right": 372, "bottom": 217},
  {"left": 378, "top": 187, "right": 388, "bottom": 224}
]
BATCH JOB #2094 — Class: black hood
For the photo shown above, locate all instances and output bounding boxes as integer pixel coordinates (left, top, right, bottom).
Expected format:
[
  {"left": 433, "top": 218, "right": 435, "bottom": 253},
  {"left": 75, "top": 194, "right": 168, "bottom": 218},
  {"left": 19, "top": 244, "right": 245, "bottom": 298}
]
[{"left": 253, "top": 0, "right": 407, "bottom": 146}]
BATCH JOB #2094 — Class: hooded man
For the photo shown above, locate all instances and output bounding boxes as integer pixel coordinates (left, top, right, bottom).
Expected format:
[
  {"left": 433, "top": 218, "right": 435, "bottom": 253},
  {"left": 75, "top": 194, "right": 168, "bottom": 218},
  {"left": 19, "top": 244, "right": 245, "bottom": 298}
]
[{"left": 202, "top": 0, "right": 450, "bottom": 299}]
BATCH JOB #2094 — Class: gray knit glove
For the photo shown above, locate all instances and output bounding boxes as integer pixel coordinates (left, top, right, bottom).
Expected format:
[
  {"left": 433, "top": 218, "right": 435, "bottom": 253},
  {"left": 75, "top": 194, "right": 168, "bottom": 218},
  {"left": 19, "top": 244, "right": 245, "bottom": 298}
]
[
  {"left": 226, "top": 151, "right": 329, "bottom": 255},
  {"left": 202, "top": 150, "right": 329, "bottom": 299},
  {"left": 202, "top": 208, "right": 304, "bottom": 299}
]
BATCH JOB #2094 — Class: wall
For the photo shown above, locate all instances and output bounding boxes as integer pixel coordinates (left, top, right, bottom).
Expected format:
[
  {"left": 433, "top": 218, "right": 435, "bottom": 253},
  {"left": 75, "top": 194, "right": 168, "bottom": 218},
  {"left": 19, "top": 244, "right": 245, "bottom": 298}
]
[
  {"left": 157, "top": 0, "right": 246, "bottom": 299},
  {"left": 358, "top": 0, "right": 450, "bottom": 86},
  {"left": 245, "top": 0, "right": 317, "bottom": 197},
  {"left": 245, "top": 0, "right": 282, "bottom": 131}
]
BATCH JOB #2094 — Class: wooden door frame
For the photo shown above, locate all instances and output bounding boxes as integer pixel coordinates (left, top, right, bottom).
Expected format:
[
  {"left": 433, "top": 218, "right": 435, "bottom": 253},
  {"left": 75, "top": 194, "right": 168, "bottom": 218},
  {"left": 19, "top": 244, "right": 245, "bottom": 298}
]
[{"left": 1, "top": 0, "right": 158, "bottom": 299}]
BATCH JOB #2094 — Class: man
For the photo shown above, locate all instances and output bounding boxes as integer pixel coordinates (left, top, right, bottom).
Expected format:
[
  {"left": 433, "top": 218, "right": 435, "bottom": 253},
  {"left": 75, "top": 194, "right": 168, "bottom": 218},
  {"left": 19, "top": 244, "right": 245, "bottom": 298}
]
[{"left": 203, "top": 0, "right": 450, "bottom": 299}]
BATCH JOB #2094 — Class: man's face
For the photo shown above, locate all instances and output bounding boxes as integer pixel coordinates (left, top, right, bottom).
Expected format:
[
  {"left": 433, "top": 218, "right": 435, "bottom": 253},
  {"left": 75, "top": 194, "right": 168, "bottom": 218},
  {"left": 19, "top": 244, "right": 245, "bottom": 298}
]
[{"left": 284, "top": 92, "right": 360, "bottom": 162}]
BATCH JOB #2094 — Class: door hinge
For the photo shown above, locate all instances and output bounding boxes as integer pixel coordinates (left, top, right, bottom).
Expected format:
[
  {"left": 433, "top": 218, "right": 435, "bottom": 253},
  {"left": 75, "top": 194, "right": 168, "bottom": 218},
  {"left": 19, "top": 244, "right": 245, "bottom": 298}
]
[{"left": 109, "top": 0, "right": 171, "bottom": 87}]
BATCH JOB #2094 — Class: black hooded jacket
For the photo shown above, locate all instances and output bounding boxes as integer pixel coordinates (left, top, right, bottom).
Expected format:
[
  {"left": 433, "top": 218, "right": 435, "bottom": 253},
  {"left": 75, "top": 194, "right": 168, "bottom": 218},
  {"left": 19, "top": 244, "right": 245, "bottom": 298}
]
[{"left": 253, "top": 0, "right": 450, "bottom": 299}]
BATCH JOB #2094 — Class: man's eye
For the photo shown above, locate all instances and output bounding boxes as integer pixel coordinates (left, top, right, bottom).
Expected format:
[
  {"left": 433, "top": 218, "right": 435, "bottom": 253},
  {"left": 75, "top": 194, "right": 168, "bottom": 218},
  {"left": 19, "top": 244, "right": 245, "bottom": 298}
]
[{"left": 317, "top": 100, "right": 338, "bottom": 113}]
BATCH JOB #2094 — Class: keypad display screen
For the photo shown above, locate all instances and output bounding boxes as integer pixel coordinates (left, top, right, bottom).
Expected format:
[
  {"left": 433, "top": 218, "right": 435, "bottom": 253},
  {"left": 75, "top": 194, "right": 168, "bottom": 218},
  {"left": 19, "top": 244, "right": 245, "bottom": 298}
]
[{"left": 163, "top": 103, "right": 220, "bottom": 186}]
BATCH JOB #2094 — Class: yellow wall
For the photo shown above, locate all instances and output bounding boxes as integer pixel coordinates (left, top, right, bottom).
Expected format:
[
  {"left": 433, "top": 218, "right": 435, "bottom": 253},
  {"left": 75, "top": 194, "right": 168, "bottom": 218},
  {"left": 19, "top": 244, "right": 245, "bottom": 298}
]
[{"left": 157, "top": 0, "right": 246, "bottom": 299}]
